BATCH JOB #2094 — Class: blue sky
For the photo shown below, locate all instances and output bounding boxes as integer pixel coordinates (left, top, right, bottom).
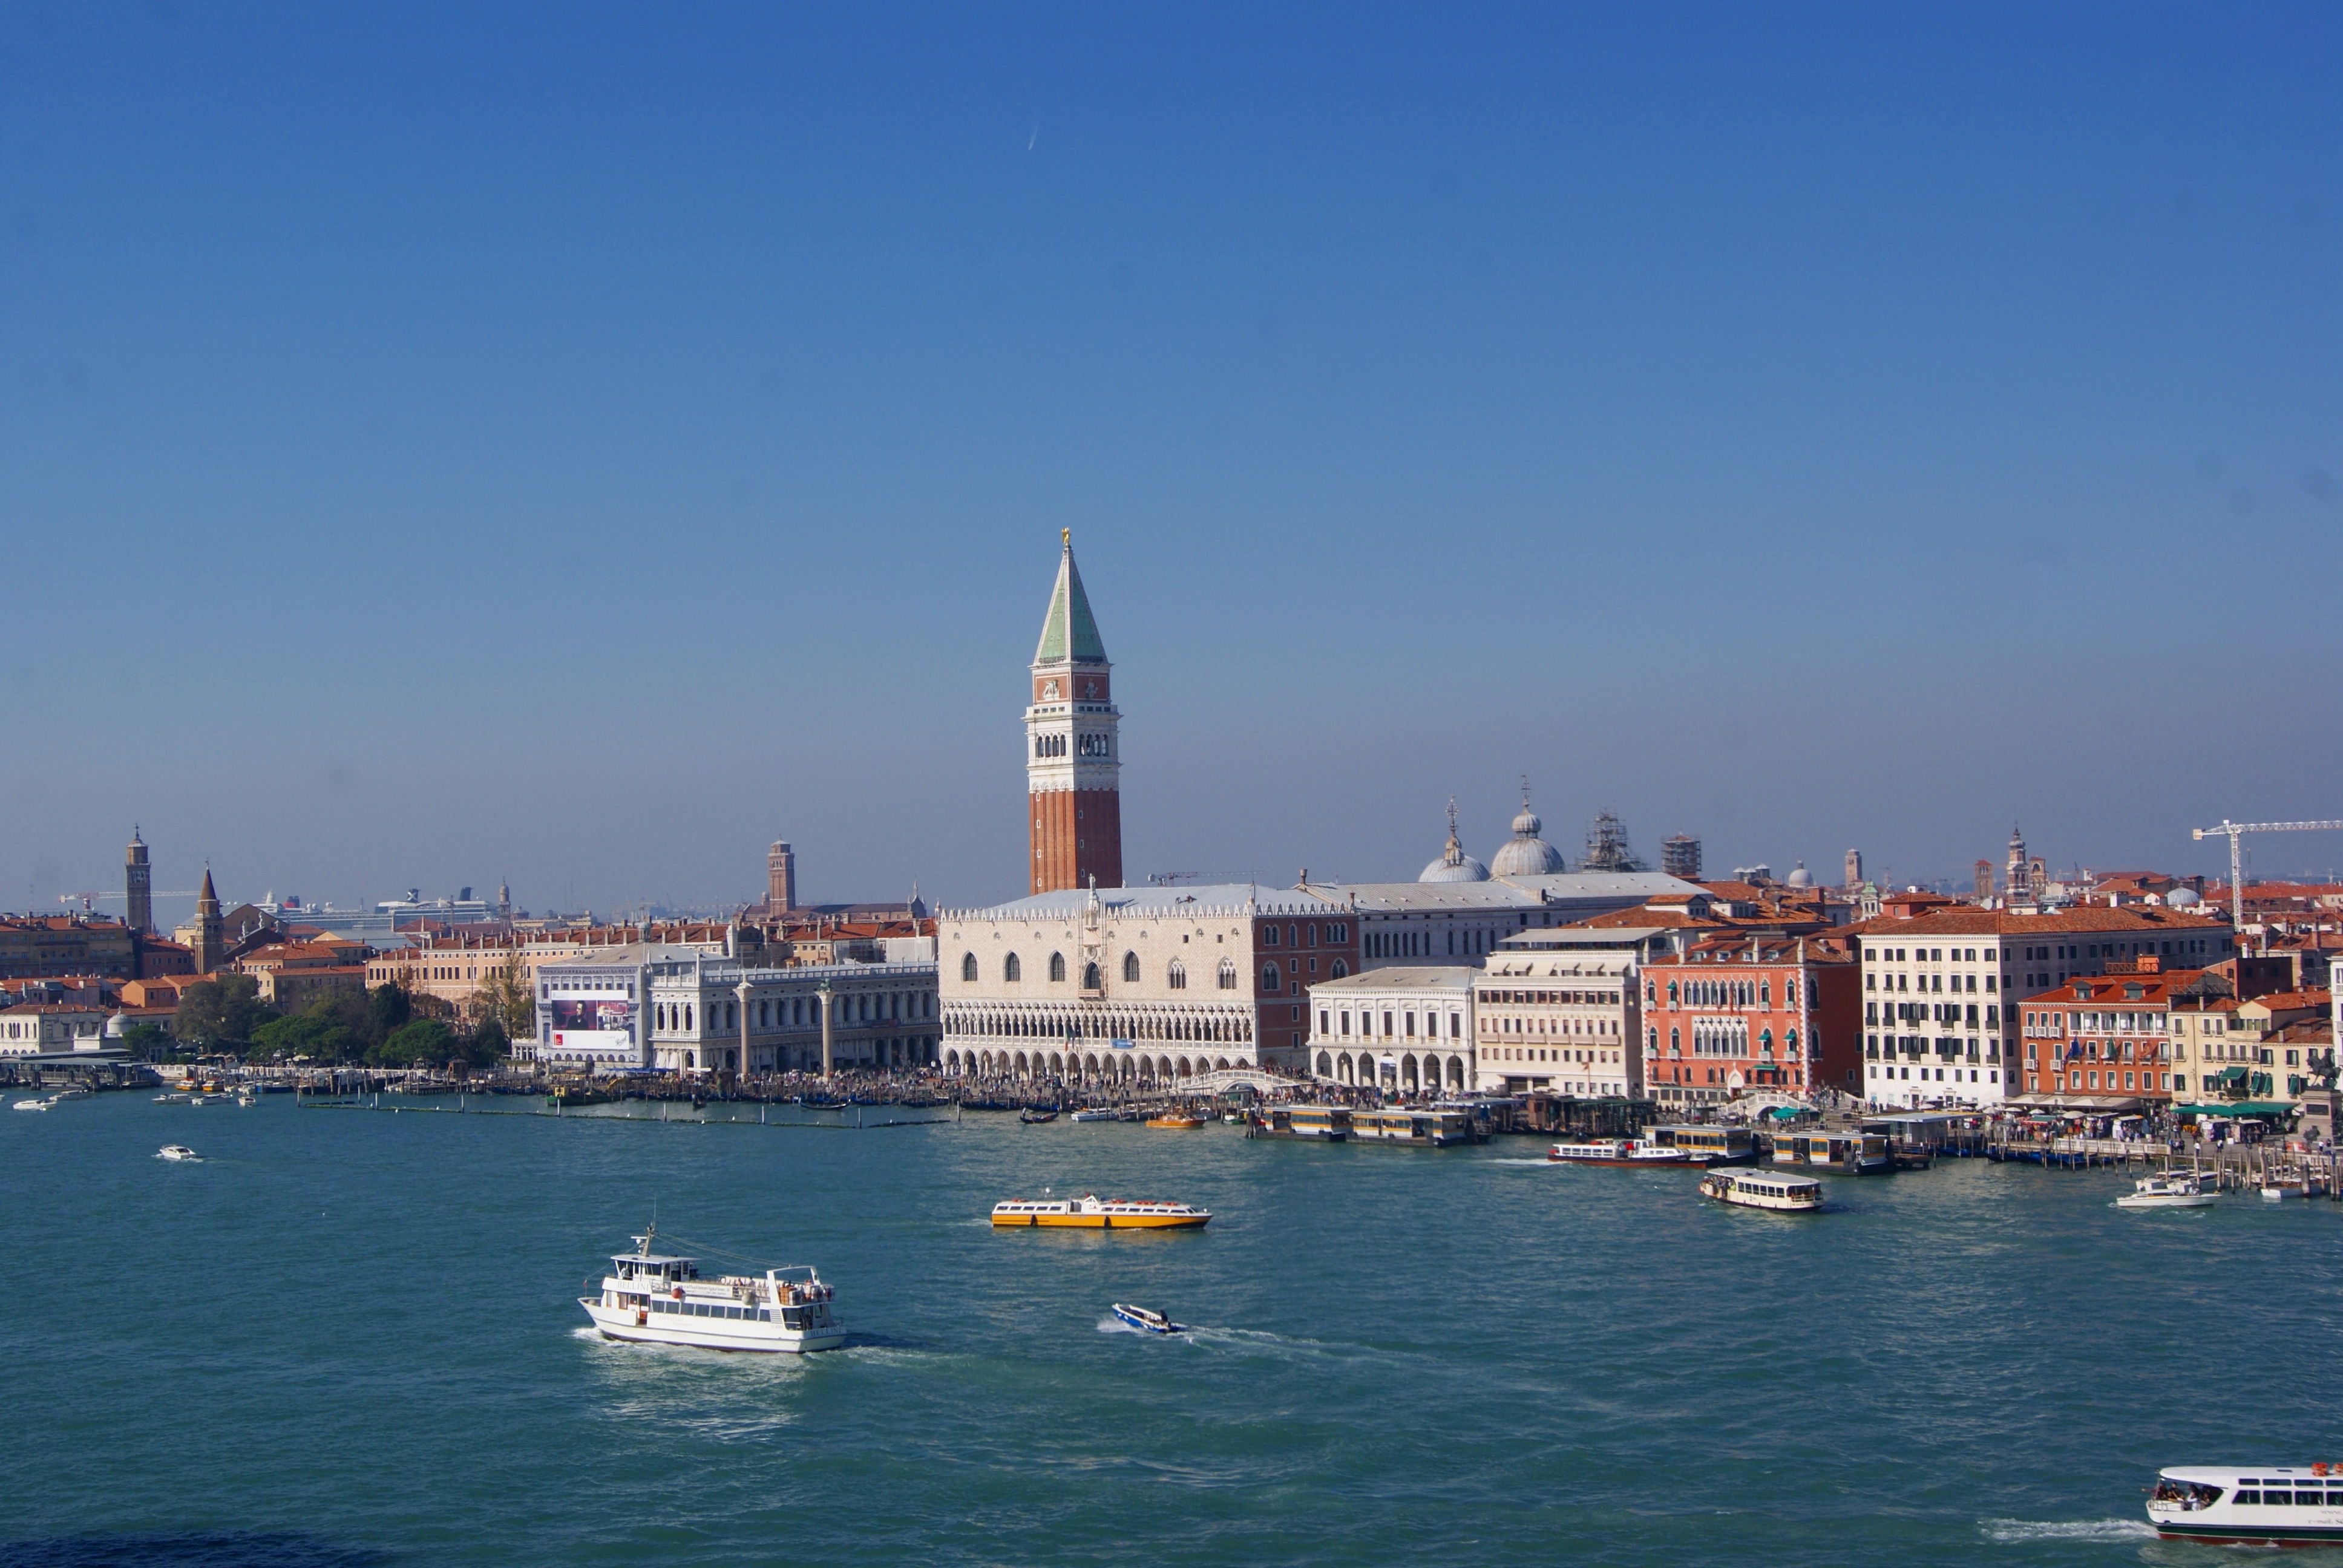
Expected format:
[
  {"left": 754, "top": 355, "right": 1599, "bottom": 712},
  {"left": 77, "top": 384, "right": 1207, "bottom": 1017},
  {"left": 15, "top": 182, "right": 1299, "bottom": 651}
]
[{"left": 2, "top": 2, "right": 2337, "bottom": 923}]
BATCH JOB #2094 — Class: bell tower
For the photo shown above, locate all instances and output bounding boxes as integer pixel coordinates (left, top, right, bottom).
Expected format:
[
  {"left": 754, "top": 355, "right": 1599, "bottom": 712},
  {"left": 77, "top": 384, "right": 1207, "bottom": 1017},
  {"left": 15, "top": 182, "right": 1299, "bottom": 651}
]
[
  {"left": 1026, "top": 531, "right": 1122, "bottom": 893},
  {"left": 125, "top": 827, "right": 153, "bottom": 935}
]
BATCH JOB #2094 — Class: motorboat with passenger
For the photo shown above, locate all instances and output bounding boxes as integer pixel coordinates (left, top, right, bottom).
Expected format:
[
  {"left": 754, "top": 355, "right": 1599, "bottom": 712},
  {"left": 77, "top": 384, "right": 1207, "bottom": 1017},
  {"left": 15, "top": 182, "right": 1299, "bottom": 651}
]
[
  {"left": 1699, "top": 1168, "right": 1824, "bottom": 1212},
  {"left": 157, "top": 1145, "right": 200, "bottom": 1161},
  {"left": 2117, "top": 1172, "right": 2218, "bottom": 1209},
  {"left": 578, "top": 1226, "right": 845, "bottom": 1353},
  {"left": 1145, "top": 1114, "right": 1203, "bottom": 1129},
  {"left": 1111, "top": 1303, "right": 1187, "bottom": 1334},
  {"left": 1546, "top": 1138, "right": 1690, "bottom": 1166},
  {"left": 2149, "top": 1465, "right": 2343, "bottom": 1544},
  {"left": 991, "top": 1194, "right": 1211, "bottom": 1229},
  {"left": 12, "top": 1096, "right": 53, "bottom": 1111}
]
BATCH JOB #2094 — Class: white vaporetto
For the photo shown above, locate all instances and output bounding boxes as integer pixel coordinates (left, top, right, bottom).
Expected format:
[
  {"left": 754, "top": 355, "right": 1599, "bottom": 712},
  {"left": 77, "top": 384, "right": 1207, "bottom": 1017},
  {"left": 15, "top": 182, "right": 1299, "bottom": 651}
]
[{"left": 578, "top": 1226, "right": 845, "bottom": 1353}]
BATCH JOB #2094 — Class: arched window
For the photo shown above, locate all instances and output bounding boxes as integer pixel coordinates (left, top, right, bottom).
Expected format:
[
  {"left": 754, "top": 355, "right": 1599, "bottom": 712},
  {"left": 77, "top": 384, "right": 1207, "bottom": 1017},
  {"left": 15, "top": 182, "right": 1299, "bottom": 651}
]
[
  {"left": 1760, "top": 981, "right": 1771, "bottom": 1006},
  {"left": 1167, "top": 959, "right": 1187, "bottom": 990},
  {"left": 1262, "top": 962, "right": 1280, "bottom": 993},
  {"left": 1048, "top": 952, "right": 1066, "bottom": 982},
  {"left": 1122, "top": 952, "right": 1140, "bottom": 984},
  {"left": 1666, "top": 980, "right": 1679, "bottom": 1004},
  {"left": 960, "top": 953, "right": 978, "bottom": 982},
  {"left": 1330, "top": 959, "right": 1348, "bottom": 979},
  {"left": 1669, "top": 1026, "right": 1680, "bottom": 1054},
  {"left": 1081, "top": 962, "right": 1100, "bottom": 989},
  {"left": 1216, "top": 958, "right": 1237, "bottom": 990},
  {"left": 1004, "top": 953, "right": 1021, "bottom": 982}
]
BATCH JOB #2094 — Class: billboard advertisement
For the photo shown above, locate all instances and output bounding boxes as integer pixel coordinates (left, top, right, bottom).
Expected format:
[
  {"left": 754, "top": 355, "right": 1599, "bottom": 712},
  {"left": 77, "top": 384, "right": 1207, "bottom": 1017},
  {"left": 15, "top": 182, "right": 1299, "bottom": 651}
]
[{"left": 549, "top": 997, "right": 637, "bottom": 1059}]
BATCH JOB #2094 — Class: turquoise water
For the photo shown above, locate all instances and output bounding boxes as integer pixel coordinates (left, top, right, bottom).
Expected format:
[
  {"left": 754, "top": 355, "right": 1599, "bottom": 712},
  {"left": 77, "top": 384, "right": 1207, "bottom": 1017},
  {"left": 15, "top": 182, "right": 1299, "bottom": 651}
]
[{"left": 5, "top": 1095, "right": 2341, "bottom": 1567}]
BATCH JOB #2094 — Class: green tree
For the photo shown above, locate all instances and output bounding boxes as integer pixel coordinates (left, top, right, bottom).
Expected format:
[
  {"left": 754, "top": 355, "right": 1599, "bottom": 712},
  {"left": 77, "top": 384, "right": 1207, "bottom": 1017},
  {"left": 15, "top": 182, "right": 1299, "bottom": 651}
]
[
  {"left": 119, "top": 1021, "right": 171, "bottom": 1060},
  {"left": 250, "top": 1012, "right": 358, "bottom": 1063},
  {"left": 367, "top": 984, "right": 411, "bottom": 1042},
  {"left": 372, "top": 1017, "right": 453, "bottom": 1067},
  {"left": 479, "top": 960, "right": 536, "bottom": 1041},
  {"left": 171, "top": 975, "right": 278, "bottom": 1053}
]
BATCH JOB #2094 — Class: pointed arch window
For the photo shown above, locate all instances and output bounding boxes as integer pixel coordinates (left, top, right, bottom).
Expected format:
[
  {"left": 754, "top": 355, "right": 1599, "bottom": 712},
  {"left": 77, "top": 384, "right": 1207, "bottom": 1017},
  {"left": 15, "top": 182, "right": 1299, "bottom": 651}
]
[
  {"left": 1330, "top": 959, "right": 1348, "bottom": 979},
  {"left": 1167, "top": 959, "right": 1187, "bottom": 990},
  {"left": 1122, "top": 952, "right": 1140, "bottom": 984},
  {"left": 1081, "top": 961, "right": 1101, "bottom": 989},
  {"left": 1004, "top": 953, "right": 1021, "bottom": 983},
  {"left": 960, "top": 953, "right": 978, "bottom": 982},
  {"left": 1262, "top": 962, "right": 1281, "bottom": 993},
  {"left": 1216, "top": 958, "right": 1237, "bottom": 991},
  {"left": 1048, "top": 952, "right": 1066, "bottom": 983}
]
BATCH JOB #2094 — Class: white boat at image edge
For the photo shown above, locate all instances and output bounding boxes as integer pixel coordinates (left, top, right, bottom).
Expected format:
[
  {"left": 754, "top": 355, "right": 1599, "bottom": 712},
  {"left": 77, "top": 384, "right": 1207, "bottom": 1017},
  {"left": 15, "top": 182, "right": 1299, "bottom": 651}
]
[
  {"left": 2150, "top": 1466, "right": 2343, "bottom": 1544},
  {"left": 580, "top": 1227, "right": 845, "bottom": 1353},
  {"left": 1699, "top": 1168, "right": 1824, "bottom": 1212},
  {"left": 2117, "top": 1172, "right": 2218, "bottom": 1209}
]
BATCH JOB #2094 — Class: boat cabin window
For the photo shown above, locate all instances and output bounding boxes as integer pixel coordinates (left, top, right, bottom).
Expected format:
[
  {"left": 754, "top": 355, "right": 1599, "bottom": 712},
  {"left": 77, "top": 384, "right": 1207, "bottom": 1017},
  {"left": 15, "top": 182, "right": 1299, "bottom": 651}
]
[{"left": 2235, "top": 1491, "right": 2260, "bottom": 1505}]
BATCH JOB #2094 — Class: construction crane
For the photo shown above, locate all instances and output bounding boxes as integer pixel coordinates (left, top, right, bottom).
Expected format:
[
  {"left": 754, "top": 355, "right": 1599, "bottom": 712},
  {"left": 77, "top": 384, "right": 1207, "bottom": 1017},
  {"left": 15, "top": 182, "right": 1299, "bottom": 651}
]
[{"left": 2190, "top": 818, "right": 2343, "bottom": 949}]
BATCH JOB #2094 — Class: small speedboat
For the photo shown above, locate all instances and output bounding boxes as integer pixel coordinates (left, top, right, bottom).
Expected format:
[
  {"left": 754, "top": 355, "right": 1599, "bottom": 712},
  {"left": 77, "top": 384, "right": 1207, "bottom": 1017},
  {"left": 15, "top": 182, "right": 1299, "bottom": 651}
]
[
  {"left": 1112, "top": 1302, "right": 1187, "bottom": 1334},
  {"left": 1145, "top": 1114, "right": 1203, "bottom": 1129},
  {"left": 13, "top": 1097, "right": 53, "bottom": 1112},
  {"left": 1069, "top": 1108, "right": 1113, "bottom": 1123},
  {"left": 1018, "top": 1107, "right": 1060, "bottom": 1125},
  {"left": 157, "top": 1145, "right": 200, "bottom": 1161},
  {"left": 2117, "top": 1172, "right": 2218, "bottom": 1209}
]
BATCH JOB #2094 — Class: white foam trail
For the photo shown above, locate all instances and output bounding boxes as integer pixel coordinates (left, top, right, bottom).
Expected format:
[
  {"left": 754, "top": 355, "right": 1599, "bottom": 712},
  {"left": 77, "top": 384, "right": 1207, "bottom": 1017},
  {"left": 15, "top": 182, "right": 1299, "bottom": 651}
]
[
  {"left": 1979, "top": 1518, "right": 2158, "bottom": 1543},
  {"left": 1096, "top": 1314, "right": 1145, "bottom": 1335}
]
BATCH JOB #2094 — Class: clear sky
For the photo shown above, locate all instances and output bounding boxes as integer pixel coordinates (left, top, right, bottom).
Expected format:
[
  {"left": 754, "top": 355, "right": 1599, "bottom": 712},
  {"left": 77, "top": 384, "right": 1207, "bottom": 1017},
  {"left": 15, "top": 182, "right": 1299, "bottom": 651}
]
[{"left": 3, "top": 3, "right": 2338, "bottom": 924}]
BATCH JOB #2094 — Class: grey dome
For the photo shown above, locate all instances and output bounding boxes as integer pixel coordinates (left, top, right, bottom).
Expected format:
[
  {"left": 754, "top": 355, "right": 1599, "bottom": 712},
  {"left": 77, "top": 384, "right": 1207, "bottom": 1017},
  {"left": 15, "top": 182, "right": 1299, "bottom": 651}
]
[
  {"left": 1490, "top": 809, "right": 1567, "bottom": 877},
  {"left": 2166, "top": 886, "right": 2200, "bottom": 907},
  {"left": 1421, "top": 850, "right": 1491, "bottom": 883},
  {"left": 1785, "top": 861, "right": 1814, "bottom": 889},
  {"left": 1420, "top": 799, "right": 1491, "bottom": 883}
]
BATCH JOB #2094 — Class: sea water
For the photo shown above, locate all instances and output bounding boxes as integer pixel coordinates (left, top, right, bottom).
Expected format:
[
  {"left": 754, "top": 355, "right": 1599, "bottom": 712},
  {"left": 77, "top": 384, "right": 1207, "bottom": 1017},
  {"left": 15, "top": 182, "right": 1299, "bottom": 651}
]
[{"left": 2, "top": 1096, "right": 2335, "bottom": 1567}]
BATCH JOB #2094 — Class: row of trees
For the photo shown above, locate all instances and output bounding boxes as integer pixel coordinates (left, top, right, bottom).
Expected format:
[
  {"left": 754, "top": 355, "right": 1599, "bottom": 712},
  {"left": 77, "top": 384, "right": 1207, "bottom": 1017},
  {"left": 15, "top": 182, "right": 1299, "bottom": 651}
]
[{"left": 130, "top": 976, "right": 522, "bottom": 1068}]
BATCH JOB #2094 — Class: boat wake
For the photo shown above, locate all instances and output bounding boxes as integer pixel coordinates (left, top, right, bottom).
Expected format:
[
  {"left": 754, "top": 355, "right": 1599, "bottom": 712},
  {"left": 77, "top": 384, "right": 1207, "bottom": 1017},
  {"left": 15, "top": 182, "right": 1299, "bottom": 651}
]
[
  {"left": 1979, "top": 1518, "right": 2158, "bottom": 1543},
  {"left": 1095, "top": 1313, "right": 1147, "bottom": 1336},
  {"left": 1490, "top": 1157, "right": 1564, "bottom": 1167}
]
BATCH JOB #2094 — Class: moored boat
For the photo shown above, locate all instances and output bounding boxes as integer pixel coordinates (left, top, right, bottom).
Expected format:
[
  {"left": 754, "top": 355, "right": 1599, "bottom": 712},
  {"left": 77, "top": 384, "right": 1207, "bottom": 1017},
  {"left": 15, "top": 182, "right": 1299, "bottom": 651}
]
[
  {"left": 991, "top": 1194, "right": 1210, "bottom": 1229},
  {"left": 2149, "top": 1466, "right": 2343, "bottom": 1544},
  {"left": 1547, "top": 1138, "right": 1690, "bottom": 1167},
  {"left": 1069, "top": 1108, "right": 1113, "bottom": 1122},
  {"left": 1145, "top": 1114, "right": 1203, "bottom": 1129},
  {"left": 1643, "top": 1125, "right": 1758, "bottom": 1166},
  {"left": 2117, "top": 1172, "right": 2218, "bottom": 1209},
  {"left": 1110, "top": 1302, "right": 1187, "bottom": 1334},
  {"left": 579, "top": 1226, "right": 845, "bottom": 1353},
  {"left": 1247, "top": 1105, "right": 1350, "bottom": 1141},
  {"left": 1771, "top": 1130, "right": 1892, "bottom": 1175},
  {"left": 1699, "top": 1168, "right": 1823, "bottom": 1212},
  {"left": 1348, "top": 1108, "right": 1480, "bottom": 1147}
]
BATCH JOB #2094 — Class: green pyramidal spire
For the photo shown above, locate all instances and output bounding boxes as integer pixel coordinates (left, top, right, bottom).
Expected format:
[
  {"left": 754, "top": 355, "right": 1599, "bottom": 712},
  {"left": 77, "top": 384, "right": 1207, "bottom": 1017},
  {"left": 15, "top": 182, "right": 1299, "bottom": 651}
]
[{"left": 1033, "top": 529, "right": 1107, "bottom": 664}]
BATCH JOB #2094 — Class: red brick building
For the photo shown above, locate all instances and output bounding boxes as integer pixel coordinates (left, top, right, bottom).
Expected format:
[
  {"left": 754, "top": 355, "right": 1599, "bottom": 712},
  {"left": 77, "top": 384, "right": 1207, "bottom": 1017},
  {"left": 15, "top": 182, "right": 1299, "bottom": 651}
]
[
  {"left": 1639, "top": 934, "right": 1862, "bottom": 1108},
  {"left": 1025, "top": 532, "right": 1122, "bottom": 895}
]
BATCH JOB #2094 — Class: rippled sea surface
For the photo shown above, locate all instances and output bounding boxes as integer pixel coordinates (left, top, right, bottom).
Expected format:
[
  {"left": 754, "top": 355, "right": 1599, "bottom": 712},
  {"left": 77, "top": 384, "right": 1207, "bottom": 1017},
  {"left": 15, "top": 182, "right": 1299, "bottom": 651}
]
[{"left": 7, "top": 1094, "right": 2342, "bottom": 1567}]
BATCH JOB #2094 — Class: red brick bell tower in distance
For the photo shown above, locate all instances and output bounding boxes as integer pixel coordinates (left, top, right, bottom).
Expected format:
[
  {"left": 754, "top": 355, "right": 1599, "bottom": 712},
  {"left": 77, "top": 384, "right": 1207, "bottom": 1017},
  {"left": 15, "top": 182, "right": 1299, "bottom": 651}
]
[{"left": 1027, "top": 531, "right": 1122, "bottom": 893}]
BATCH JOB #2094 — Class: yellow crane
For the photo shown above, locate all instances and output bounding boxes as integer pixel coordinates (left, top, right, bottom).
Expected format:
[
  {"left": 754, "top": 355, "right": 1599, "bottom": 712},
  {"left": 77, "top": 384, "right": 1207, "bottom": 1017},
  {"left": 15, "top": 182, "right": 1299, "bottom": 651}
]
[{"left": 2190, "top": 818, "right": 2343, "bottom": 948}]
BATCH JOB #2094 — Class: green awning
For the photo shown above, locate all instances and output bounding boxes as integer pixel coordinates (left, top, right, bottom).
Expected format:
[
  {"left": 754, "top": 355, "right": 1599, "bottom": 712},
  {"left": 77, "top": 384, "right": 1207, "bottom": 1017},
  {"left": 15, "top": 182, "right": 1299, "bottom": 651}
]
[
  {"left": 1765, "top": 1106, "right": 1801, "bottom": 1120},
  {"left": 2175, "top": 1101, "right": 2298, "bottom": 1117},
  {"left": 2210, "top": 1065, "right": 2249, "bottom": 1086}
]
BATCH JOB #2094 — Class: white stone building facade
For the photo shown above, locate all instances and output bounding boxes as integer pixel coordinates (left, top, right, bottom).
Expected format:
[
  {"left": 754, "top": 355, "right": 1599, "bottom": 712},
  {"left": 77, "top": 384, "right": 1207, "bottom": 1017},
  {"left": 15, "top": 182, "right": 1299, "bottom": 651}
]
[{"left": 1305, "top": 967, "right": 1476, "bottom": 1092}]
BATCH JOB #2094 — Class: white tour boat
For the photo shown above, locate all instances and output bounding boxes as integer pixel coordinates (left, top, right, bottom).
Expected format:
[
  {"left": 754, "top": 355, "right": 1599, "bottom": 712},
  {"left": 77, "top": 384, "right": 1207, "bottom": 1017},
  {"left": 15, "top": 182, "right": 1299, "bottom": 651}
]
[
  {"left": 157, "top": 1145, "right": 200, "bottom": 1161},
  {"left": 1699, "top": 1169, "right": 1824, "bottom": 1212},
  {"left": 1546, "top": 1138, "right": 1690, "bottom": 1167},
  {"left": 2117, "top": 1172, "right": 2218, "bottom": 1209},
  {"left": 579, "top": 1228, "right": 845, "bottom": 1353},
  {"left": 2149, "top": 1465, "right": 2343, "bottom": 1545}
]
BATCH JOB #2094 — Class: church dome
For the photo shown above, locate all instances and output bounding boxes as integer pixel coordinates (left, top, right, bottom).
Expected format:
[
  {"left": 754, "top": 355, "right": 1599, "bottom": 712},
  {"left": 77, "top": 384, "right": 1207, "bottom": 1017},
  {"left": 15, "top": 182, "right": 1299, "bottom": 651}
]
[
  {"left": 1785, "top": 861, "right": 1815, "bottom": 889},
  {"left": 1490, "top": 804, "right": 1566, "bottom": 877},
  {"left": 1419, "top": 799, "right": 1492, "bottom": 883}
]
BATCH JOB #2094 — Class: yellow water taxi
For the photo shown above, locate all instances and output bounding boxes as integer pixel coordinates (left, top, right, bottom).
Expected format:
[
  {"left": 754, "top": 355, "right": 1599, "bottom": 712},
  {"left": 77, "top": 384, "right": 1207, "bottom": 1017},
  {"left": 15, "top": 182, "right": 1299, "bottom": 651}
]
[{"left": 990, "top": 1194, "right": 1211, "bottom": 1229}]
